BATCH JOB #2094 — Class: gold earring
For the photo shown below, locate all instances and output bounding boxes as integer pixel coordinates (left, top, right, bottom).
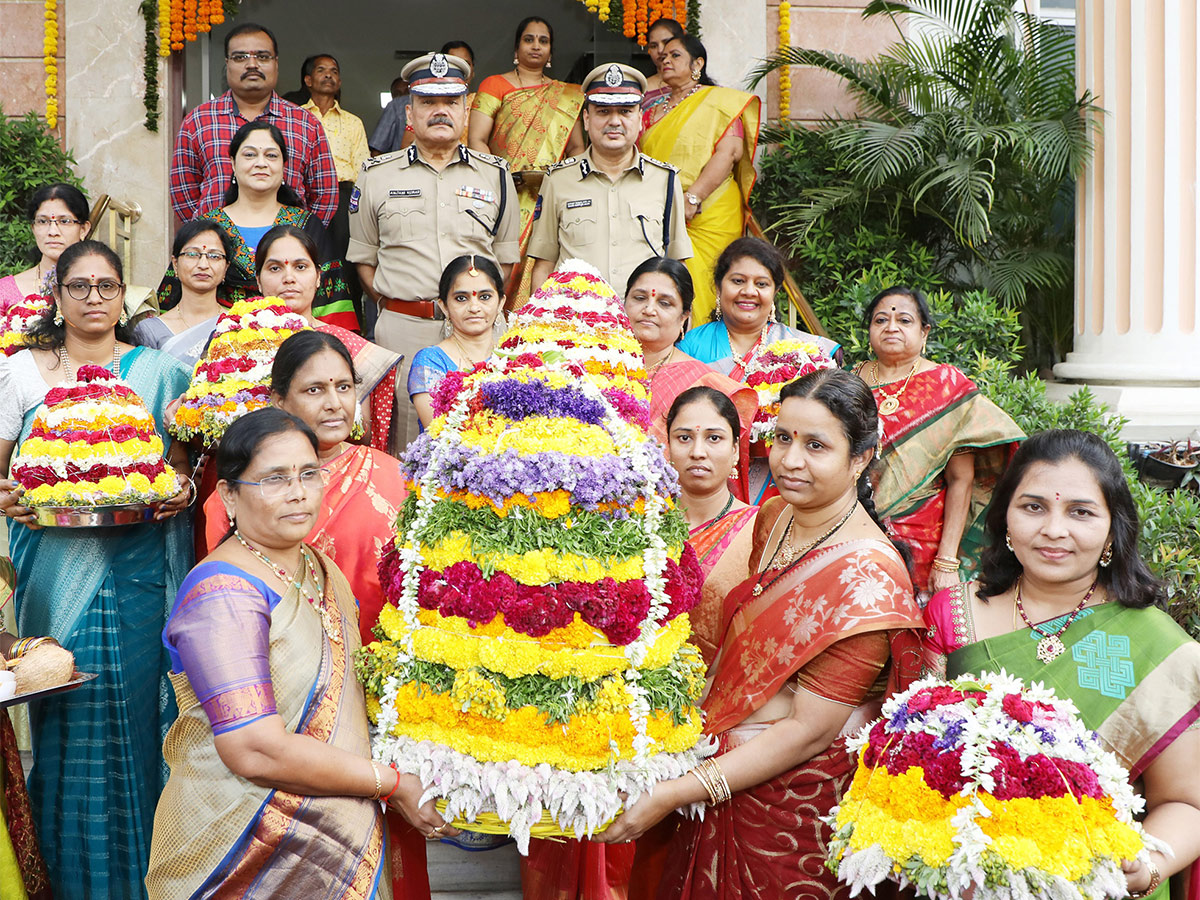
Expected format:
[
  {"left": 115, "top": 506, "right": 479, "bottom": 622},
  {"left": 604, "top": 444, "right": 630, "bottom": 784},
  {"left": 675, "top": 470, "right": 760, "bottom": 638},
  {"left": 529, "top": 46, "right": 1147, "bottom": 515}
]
[
  {"left": 228, "top": 510, "right": 236, "bottom": 529},
  {"left": 512, "top": 57, "right": 518, "bottom": 66},
  {"left": 53, "top": 305, "right": 64, "bottom": 326},
  {"left": 1099, "top": 543, "right": 1113, "bottom": 567},
  {"left": 1005, "top": 532, "right": 1013, "bottom": 551}
]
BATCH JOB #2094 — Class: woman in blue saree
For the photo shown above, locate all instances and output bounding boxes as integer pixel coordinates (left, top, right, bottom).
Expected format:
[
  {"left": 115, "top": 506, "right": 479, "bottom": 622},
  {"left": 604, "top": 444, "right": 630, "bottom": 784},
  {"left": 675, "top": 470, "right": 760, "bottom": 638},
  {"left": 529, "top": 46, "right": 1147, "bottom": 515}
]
[
  {"left": 147, "top": 408, "right": 451, "bottom": 899},
  {"left": 0, "top": 241, "right": 194, "bottom": 900}
]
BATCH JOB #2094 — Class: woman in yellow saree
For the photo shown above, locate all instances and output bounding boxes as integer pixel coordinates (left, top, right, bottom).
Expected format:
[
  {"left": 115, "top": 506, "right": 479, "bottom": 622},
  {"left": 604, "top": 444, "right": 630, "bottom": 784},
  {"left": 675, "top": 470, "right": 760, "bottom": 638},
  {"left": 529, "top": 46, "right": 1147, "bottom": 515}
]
[
  {"left": 468, "top": 15, "right": 584, "bottom": 300},
  {"left": 640, "top": 35, "right": 761, "bottom": 326}
]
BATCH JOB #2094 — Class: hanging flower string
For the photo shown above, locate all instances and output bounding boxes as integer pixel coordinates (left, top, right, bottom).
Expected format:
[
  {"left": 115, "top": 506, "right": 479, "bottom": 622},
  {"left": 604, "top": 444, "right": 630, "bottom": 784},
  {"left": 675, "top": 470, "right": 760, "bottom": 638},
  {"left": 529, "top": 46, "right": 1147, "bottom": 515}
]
[
  {"left": 159, "top": 0, "right": 224, "bottom": 56},
  {"left": 43, "top": 0, "right": 58, "bottom": 129},
  {"left": 778, "top": 1, "right": 792, "bottom": 118},
  {"left": 578, "top": 0, "right": 689, "bottom": 44}
]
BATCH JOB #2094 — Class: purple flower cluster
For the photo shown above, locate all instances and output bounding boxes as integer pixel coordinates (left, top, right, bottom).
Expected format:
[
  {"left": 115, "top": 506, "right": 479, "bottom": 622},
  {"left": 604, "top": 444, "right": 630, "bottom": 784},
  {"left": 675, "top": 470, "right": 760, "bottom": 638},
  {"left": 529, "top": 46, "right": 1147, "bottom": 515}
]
[
  {"left": 403, "top": 439, "right": 679, "bottom": 508},
  {"left": 480, "top": 379, "right": 607, "bottom": 425}
]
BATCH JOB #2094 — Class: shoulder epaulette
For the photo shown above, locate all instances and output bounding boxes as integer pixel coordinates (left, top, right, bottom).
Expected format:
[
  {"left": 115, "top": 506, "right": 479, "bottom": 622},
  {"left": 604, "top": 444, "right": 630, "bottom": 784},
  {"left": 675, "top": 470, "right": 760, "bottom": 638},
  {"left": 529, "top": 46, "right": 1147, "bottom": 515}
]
[
  {"left": 640, "top": 153, "right": 678, "bottom": 173},
  {"left": 547, "top": 156, "right": 579, "bottom": 173},
  {"left": 361, "top": 150, "right": 405, "bottom": 171},
  {"left": 466, "top": 148, "right": 510, "bottom": 169}
]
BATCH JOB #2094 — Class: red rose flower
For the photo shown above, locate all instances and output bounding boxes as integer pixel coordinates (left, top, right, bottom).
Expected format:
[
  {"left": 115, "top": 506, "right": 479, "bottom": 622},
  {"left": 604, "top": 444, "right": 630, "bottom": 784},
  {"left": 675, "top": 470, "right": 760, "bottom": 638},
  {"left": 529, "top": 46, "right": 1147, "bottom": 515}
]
[{"left": 1001, "top": 693, "right": 1034, "bottom": 723}]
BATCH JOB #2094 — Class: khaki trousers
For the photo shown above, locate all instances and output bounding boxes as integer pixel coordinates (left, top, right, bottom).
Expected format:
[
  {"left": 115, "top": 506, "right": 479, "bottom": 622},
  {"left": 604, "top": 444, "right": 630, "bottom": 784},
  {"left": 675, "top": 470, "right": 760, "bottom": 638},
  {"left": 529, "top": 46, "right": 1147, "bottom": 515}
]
[{"left": 375, "top": 309, "right": 444, "bottom": 455}]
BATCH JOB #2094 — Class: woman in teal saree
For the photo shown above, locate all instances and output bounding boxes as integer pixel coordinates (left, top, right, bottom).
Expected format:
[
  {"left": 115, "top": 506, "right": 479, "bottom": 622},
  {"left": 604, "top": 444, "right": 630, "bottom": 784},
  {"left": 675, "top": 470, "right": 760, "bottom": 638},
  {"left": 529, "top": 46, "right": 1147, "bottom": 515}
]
[
  {"left": 924, "top": 430, "right": 1200, "bottom": 900},
  {"left": 0, "top": 241, "right": 194, "bottom": 900}
]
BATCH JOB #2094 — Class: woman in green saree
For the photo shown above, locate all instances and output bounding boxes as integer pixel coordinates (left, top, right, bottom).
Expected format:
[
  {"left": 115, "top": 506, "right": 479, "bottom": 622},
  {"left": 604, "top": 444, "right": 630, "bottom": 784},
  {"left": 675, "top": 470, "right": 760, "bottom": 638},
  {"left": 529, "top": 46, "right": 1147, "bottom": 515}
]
[
  {"left": 0, "top": 241, "right": 194, "bottom": 900},
  {"left": 923, "top": 429, "right": 1200, "bottom": 900}
]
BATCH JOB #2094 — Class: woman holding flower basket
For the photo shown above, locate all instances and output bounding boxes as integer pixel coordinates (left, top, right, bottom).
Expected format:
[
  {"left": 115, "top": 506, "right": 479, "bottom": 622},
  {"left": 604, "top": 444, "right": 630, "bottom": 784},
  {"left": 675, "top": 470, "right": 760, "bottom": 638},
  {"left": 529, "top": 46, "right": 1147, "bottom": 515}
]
[
  {"left": 601, "top": 368, "right": 924, "bottom": 899},
  {"left": 923, "top": 429, "right": 1200, "bottom": 899}
]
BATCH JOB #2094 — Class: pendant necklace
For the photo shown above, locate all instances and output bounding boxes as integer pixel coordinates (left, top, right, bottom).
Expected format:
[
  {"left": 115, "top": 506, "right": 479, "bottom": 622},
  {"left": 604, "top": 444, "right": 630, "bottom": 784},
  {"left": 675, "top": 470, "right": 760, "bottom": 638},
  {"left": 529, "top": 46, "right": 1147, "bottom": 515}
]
[
  {"left": 646, "top": 347, "right": 676, "bottom": 380},
  {"left": 235, "top": 532, "right": 341, "bottom": 642},
  {"left": 752, "top": 500, "right": 857, "bottom": 596},
  {"left": 1014, "top": 575, "right": 1096, "bottom": 663},
  {"left": 871, "top": 359, "right": 920, "bottom": 416}
]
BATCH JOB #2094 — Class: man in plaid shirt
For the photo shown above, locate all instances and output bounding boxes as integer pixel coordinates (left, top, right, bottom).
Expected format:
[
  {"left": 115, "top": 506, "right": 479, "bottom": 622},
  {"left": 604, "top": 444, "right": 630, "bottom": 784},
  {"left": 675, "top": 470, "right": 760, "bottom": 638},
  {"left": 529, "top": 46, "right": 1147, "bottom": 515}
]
[{"left": 169, "top": 23, "right": 338, "bottom": 225}]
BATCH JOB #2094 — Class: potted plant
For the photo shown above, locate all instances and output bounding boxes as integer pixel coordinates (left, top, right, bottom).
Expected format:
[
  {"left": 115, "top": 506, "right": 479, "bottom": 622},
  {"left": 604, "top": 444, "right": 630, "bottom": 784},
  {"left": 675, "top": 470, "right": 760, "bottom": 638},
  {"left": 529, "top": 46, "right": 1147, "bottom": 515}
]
[{"left": 1138, "top": 441, "right": 1199, "bottom": 489}]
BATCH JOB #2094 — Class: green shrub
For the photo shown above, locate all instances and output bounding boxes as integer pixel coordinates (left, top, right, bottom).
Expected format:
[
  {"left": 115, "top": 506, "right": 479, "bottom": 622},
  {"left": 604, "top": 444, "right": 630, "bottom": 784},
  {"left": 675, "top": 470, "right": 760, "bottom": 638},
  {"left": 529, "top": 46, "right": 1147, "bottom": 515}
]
[
  {"left": 973, "top": 360, "right": 1200, "bottom": 639},
  {"left": 0, "top": 108, "right": 81, "bottom": 276}
]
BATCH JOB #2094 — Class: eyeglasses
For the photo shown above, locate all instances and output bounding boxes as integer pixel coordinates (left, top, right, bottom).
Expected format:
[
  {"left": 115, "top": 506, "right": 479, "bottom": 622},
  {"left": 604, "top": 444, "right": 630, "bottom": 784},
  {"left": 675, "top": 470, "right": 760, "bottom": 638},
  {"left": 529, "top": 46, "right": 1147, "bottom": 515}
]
[
  {"left": 227, "top": 51, "right": 277, "bottom": 63},
  {"left": 33, "top": 216, "right": 82, "bottom": 229},
  {"left": 233, "top": 467, "right": 329, "bottom": 500},
  {"left": 63, "top": 280, "right": 124, "bottom": 301},
  {"left": 178, "top": 249, "right": 227, "bottom": 263}
]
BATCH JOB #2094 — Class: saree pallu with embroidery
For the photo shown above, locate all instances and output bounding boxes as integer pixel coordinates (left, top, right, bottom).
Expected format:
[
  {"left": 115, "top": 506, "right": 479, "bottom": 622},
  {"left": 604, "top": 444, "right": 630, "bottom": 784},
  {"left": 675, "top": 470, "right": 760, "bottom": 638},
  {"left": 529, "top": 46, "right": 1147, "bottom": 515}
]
[
  {"left": 947, "top": 602, "right": 1200, "bottom": 900},
  {"left": 146, "top": 551, "right": 387, "bottom": 899},
  {"left": 870, "top": 364, "right": 1022, "bottom": 592},
  {"left": 686, "top": 506, "right": 757, "bottom": 666},
  {"left": 639, "top": 87, "right": 761, "bottom": 326},
  {"left": 10, "top": 347, "right": 192, "bottom": 900},
  {"left": 654, "top": 536, "right": 924, "bottom": 899}
]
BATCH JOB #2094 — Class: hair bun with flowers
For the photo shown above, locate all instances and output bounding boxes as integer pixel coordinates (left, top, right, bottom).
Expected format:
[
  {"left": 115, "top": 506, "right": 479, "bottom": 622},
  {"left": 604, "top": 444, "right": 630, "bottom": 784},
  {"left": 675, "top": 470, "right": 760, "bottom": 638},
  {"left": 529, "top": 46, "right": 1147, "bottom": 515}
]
[
  {"left": 12, "top": 362, "right": 181, "bottom": 507},
  {"left": 356, "top": 259, "right": 712, "bottom": 852},
  {"left": 170, "top": 296, "right": 311, "bottom": 445}
]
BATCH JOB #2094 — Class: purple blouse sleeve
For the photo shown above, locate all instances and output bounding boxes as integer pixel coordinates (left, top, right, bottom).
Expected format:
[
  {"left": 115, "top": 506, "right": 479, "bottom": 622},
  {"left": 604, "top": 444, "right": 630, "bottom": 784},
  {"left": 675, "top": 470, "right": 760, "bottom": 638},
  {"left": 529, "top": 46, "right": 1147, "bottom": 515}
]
[{"left": 165, "top": 571, "right": 278, "bottom": 735}]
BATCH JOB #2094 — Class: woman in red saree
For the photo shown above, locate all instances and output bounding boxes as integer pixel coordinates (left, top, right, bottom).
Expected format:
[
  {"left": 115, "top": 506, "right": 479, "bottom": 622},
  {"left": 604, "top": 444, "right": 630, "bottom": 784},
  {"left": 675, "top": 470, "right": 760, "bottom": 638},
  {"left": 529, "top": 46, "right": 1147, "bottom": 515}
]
[
  {"left": 623, "top": 257, "right": 756, "bottom": 497},
  {"left": 468, "top": 16, "right": 584, "bottom": 301},
  {"left": 601, "top": 368, "right": 924, "bottom": 900},
  {"left": 665, "top": 386, "right": 756, "bottom": 666},
  {"left": 855, "top": 286, "right": 1023, "bottom": 599}
]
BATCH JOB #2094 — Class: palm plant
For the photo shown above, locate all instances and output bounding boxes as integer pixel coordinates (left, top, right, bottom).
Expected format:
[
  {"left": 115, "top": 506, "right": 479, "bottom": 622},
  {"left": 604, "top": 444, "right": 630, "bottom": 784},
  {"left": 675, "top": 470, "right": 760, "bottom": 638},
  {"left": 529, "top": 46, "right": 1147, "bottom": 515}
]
[{"left": 750, "top": 0, "right": 1100, "bottom": 359}]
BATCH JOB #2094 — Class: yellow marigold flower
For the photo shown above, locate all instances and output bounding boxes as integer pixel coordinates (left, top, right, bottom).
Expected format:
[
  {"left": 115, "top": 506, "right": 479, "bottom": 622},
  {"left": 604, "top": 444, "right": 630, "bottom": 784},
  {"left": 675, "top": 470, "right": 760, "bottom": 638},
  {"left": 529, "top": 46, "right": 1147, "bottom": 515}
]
[{"left": 416, "top": 532, "right": 653, "bottom": 585}]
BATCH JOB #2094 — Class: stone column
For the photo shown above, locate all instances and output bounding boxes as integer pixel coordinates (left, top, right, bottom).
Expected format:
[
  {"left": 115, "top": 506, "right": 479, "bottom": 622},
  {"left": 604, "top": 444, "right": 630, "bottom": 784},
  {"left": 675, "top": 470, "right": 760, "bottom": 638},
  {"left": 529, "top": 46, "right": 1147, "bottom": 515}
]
[
  {"left": 64, "top": 0, "right": 172, "bottom": 292},
  {"left": 1052, "top": 0, "right": 1200, "bottom": 439}
]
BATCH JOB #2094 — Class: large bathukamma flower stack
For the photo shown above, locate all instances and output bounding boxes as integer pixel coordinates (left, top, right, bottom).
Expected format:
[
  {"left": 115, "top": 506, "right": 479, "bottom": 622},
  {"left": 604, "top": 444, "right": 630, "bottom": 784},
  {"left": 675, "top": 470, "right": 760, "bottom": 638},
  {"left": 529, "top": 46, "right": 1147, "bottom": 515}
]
[
  {"left": 0, "top": 294, "right": 51, "bottom": 356},
  {"left": 357, "top": 260, "right": 710, "bottom": 851},
  {"left": 171, "top": 296, "right": 309, "bottom": 444},
  {"left": 12, "top": 365, "right": 180, "bottom": 507}
]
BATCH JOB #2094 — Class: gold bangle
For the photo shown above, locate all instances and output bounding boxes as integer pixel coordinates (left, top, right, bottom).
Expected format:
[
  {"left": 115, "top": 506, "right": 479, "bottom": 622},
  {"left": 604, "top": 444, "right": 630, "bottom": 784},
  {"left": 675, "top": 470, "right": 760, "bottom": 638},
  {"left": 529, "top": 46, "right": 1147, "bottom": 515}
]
[
  {"left": 933, "top": 555, "right": 961, "bottom": 568},
  {"left": 369, "top": 761, "right": 383, "bottom": 800},
  {"left": 705, "top": 758, "right": 731, "bottom": 804},
  {"left": 689, "top": 761, "right": 719, "bottom": 805},
  {"left": 1128, "top": 860, "right": 1161, "bottom": 898}
]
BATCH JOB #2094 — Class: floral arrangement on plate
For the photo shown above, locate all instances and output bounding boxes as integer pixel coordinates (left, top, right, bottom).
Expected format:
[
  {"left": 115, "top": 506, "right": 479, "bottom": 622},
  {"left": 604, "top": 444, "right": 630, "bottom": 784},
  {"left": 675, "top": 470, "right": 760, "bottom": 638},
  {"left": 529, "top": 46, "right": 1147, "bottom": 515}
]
[
  {"left": 742, "top": 339, "right": 836, "bottom": 448},
  {"left": 0, "top": 294, "right": 52, "bottom": 356},
  {"left": 356, "top": 260, "right": 711, "bottom": 852},
  {"left": 11, "top": 365, "right": 180, "bottom": 507},
  {"left": 171, "top": 296, "right": 309, "bottom": 444},
  {"left": 827, "top": 670, "right": 1162, "bottom": 900}
]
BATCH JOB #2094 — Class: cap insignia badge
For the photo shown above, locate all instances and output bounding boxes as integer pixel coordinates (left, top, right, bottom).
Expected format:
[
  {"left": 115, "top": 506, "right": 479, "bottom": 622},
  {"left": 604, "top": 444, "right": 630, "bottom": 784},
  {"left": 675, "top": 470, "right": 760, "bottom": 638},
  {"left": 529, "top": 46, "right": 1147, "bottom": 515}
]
[
  {"left": 604, "top": 64, "right": 623, "bottom": 87},
  {"left": 430, "top": 54, "right": 449, "bottom": 77}
]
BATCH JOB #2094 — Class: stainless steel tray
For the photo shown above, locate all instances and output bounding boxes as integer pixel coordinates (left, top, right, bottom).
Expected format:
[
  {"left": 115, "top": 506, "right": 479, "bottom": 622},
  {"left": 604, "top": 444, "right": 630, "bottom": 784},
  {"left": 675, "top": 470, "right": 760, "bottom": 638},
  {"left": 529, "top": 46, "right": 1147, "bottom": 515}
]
[
  {"left": 0, "top": 671, "right": 97, "bottom": 708},
  {"left": 33, "top": 502, "right": 160, "bottom": 527}
]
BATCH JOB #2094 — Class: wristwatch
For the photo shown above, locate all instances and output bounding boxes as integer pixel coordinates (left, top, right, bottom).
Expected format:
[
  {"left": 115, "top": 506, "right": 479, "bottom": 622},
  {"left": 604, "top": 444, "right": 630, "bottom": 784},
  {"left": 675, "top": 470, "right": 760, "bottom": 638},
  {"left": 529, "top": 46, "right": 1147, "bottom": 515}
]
[
  {"left": 685, "top": 192, "right": 702, "bottom": 210},
  {"left": 1128, "top": 860, "right": 1161, "bottom": 898}
]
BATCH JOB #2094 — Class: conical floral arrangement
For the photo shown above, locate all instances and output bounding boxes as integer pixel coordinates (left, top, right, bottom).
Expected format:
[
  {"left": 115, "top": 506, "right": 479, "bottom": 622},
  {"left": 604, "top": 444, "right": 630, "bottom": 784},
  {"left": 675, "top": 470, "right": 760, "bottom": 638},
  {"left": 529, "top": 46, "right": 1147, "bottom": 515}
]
[
  {"left": 357, "top": 260, "right": 710, "bottom": 851},
  {"left": 0, "top": 293, "right": 52, "bottom": 356},
  {"left": 170, "top": 296, "right": 309, "bottom": 444}
]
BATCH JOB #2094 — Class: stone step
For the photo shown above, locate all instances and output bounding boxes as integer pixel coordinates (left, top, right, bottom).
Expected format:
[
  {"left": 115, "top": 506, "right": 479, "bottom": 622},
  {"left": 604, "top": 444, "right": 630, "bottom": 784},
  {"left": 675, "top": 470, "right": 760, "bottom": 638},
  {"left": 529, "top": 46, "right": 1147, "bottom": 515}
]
[{"left": 427, "top": 838, "right": 522, "bottom": 895}]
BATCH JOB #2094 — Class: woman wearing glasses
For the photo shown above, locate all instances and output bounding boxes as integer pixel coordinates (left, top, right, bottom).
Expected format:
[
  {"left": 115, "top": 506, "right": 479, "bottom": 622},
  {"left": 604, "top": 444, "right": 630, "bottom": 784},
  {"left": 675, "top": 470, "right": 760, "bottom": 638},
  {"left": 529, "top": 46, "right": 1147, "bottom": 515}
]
[
  {"left": 148, "top": 407, "right": 448, "bottom": 899},
  {"left": 0, "top": 183, "right": 91, "bottom": 311},
  {"left": 0, "top": 240, "right": 193, "bottom": 900},
  {"left": 134, "top": 219, "right": 234, "bottom": 366}
]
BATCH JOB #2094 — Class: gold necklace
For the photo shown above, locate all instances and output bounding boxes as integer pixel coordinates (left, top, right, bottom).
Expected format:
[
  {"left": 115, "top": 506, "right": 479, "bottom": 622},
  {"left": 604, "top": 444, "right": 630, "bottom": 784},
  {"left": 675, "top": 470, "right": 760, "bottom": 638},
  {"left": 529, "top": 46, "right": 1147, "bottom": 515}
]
[
  {"left": 451, "top": 332, "right": 490, "bottom": 368},
  {"left": 753, "top": 500, "right": 857, "bottom": 596},
  {"left": 662, "top": 83, "right": 700, "bottom": 118},
  {"left": 871, "top": 359, "right": 920, "bottom": 415},
  {"left": 235, "top": 532, "right": 341, "bottom": 642},
  {"left": 646, "top": 347, "right": 675, "bottom": 379}
]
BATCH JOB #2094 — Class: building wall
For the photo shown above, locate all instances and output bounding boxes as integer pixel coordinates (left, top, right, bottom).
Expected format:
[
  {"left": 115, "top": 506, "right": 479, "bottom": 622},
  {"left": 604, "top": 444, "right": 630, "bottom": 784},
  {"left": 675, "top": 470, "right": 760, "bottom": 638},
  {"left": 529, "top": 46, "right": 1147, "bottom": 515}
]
[{"left": 0, "top": 0, "right": 64, "bottom": 133}]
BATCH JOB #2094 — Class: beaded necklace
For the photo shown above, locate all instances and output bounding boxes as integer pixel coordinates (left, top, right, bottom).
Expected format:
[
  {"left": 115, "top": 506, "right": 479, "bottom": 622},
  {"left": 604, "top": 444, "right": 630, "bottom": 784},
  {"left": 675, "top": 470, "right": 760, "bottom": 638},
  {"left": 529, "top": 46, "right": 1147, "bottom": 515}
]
[{"left": 235, "top": 532, "right": 341, "bottom": 641}]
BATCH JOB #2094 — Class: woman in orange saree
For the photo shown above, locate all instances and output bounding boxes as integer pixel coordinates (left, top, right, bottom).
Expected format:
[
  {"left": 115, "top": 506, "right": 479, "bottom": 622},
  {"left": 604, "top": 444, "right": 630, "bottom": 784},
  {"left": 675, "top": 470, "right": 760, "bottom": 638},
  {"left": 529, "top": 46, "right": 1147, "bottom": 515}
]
[
  {"left": 602, "top": 369, "right": 924, "bottom": 900},
  {"left": 469, "top": 16, "right": 584, "bottom": 301},
  {"left": 640, "top": 35, "right": 760, "bottom": 326}
]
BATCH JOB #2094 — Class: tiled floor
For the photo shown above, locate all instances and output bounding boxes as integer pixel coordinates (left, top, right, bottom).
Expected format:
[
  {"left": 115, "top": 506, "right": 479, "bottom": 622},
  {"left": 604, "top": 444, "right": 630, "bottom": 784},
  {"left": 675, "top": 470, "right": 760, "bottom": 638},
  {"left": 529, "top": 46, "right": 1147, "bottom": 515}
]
[{"left": 429, "top": 839, "right": 522, "bottom": 898}]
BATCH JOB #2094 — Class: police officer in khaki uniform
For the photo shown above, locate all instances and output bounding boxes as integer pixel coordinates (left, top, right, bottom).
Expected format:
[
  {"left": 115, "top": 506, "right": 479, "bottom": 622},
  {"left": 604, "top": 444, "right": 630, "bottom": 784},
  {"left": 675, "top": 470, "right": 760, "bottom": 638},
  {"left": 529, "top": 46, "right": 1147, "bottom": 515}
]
[
  {"left": 348, "top": 51, "right": 519, "bottom": 449},
  {"left": 528, "top": 63, "right": 691, "bottom": 294}
]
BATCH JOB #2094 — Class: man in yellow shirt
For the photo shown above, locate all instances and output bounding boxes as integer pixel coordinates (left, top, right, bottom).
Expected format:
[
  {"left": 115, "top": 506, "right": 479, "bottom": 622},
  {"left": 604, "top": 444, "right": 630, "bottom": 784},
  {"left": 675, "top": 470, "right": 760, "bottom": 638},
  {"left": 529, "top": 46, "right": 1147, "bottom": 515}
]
[{"left": 303, "top": 53, "right": 370, "bottom": 327}]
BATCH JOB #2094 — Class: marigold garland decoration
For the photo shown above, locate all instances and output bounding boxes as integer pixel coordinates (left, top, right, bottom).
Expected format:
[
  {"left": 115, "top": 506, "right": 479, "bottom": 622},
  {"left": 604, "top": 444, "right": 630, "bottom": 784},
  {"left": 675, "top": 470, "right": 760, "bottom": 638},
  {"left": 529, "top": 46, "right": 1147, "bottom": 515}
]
[
  {"left": 777, "top": 1, "right": 792, "bottom": 118},
  {"left": 159, "top": 0, "right": 224, "bottom": 56},
  {"left": 11, "top": 365, "right": 181, "bottom": 508},
  {"left": 356, "top": 260, "right": 712, "bottom": 852},
  {"left": 608, "top": 0, "right": 689, "bottom": 44},
  {"left": 827, "top": 671, "right": 1164, "bottom": 900},
  {"left": 43, "top": 0, "right": 58, "bottom": 128}
]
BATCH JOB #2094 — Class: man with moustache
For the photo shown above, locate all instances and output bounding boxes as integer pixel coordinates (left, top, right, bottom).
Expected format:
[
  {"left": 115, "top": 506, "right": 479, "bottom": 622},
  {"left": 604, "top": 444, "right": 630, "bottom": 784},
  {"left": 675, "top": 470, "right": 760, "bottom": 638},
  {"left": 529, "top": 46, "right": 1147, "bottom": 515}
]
[
  {"left": 528, "top": 63, "right": 691, "bottom": 293},
  {"left": 169, "top": 23, "right": 338, "bottom": 224},
  {"left": 348, "top": 51, "right": 519, "bottom": 448}
]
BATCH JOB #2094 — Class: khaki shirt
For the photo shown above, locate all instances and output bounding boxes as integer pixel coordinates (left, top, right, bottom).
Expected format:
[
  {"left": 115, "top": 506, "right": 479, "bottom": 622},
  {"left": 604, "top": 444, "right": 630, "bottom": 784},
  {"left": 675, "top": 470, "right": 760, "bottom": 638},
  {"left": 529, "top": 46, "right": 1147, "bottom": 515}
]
[
  {"left": 527, "top": 147, "right": 692, "bottom": 293},
  {"left": 347, "top": 143, "right": 520, "bottom": 300}
]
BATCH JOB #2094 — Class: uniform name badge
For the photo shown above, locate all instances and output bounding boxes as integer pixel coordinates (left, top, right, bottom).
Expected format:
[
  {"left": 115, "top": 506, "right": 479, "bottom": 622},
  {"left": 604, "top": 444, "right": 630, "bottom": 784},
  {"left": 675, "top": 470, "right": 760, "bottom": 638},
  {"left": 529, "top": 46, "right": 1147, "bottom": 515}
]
[
  {"left": 455, "top": 185, "right": 495, "bottom": 207},
  {"left": 390, "top": 189, "right": 422, "bottom": 198},
  {"left": 566, "top": 199, "right": 593, "bottom": 209}
]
